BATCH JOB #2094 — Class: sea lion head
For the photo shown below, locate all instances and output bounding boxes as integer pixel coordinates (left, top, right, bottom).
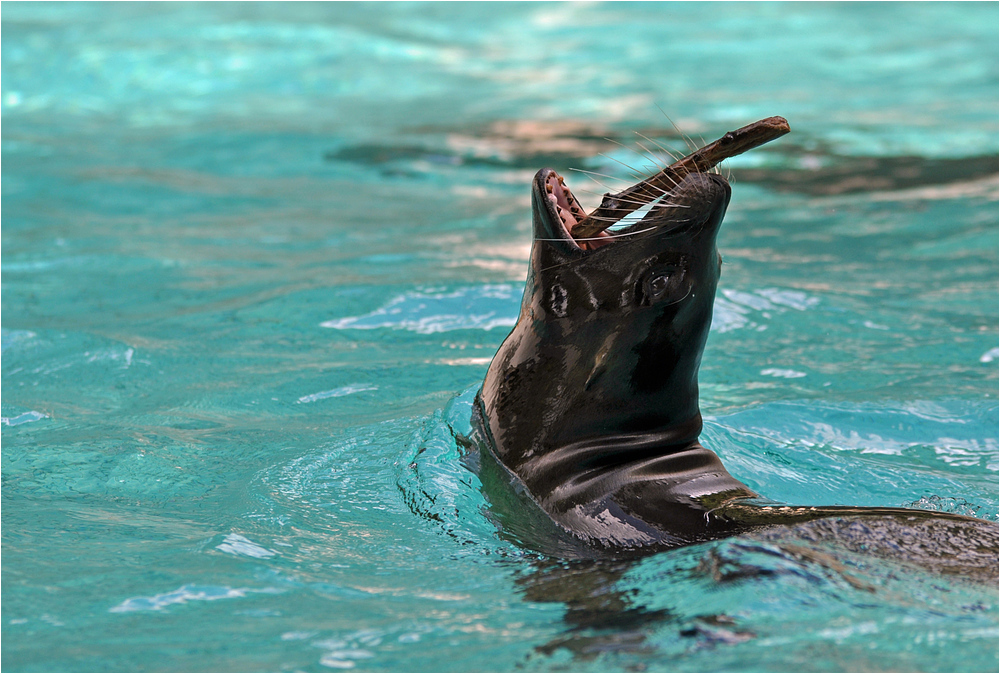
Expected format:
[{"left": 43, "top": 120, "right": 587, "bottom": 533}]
[{"left": 480, "top": 167, "right": 731, "bottom": 471}]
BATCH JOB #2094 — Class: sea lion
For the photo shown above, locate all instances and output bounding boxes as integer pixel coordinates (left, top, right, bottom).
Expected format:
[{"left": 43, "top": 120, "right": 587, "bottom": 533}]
[{"left": 471, "top": 119, "right": 998, "bottom": 554}]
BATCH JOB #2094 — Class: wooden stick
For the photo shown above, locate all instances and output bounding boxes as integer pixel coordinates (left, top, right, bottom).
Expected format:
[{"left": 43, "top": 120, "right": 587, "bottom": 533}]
[{"left": 572, "top": 116, "right": 790, "bottom": 239}]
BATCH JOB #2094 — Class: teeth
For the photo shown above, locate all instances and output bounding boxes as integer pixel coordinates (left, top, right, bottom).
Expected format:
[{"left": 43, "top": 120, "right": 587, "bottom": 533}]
[{"left": 545, "top": 172, "right": 586, "bottom": 237}]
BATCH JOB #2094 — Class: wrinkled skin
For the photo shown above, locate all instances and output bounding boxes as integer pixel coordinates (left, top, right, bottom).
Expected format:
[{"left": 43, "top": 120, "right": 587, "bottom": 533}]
[{"left": 474, "top": 168, "right": 998, "bottom": 553}]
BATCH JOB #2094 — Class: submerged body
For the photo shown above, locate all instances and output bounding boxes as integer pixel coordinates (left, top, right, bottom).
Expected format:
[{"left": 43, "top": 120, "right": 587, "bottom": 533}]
[{"left": 474, "top": 154, "right": 998, "bottom": 559}]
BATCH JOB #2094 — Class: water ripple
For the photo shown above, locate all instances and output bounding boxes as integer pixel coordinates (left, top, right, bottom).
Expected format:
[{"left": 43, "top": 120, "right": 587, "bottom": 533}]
[
  {"left": 713, "top": 287, "right": 820, "bottom": 333},
  {"left": 321, "top": 285, "right": 519, "bottom": 334},
  {"left": 109, "top": 584, "right": 273, "bottom": 613},
  {"left": 216, "top": 533, "right": 277, "bottom": 559},
  {"left": 1, "top": 410, "right": 48, "bottom": 426},
  {"left": 297, "top": 384, "right": 378, "bottom": 403}
]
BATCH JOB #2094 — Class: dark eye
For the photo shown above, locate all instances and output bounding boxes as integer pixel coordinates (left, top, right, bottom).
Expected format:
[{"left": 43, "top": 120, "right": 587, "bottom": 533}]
[
  {"left": 639, "top": 265, "right": 683, "bottom": 305},
  {"left": 646, "top": 272, "right": 672, "bottom": 300}
]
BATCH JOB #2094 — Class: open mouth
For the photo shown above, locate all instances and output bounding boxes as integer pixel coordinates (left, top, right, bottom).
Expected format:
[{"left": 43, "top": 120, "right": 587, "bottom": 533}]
[
  {"left": 540, "top": 167, "right": 698, "bottom": 251},
  {"left": 538, "top": 116, "right": 791, "bottom": 252}
]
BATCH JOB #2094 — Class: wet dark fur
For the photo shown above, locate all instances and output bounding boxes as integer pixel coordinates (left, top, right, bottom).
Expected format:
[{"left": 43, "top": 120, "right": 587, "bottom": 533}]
[{"left": 472, "top": 167, "right": 998, "bottom": 569}]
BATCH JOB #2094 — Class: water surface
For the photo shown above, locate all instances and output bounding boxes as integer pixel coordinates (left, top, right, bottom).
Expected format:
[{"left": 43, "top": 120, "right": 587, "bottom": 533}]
[{"left": 3, "top": 2, "right": 998, "bottom": 671}]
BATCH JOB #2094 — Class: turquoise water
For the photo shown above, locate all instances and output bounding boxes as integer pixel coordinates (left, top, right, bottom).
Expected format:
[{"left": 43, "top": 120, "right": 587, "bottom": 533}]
[{"left": 2, "top": 2, "right": 998, "bottom": 671}]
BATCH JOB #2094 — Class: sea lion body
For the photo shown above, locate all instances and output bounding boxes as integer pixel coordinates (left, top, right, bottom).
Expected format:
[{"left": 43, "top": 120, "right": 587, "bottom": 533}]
[{"left": 474, "top": 165, "right": 997, "bottom": 553}]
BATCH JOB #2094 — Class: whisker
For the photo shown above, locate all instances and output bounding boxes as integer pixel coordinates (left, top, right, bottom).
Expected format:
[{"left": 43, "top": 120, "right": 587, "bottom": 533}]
[
  {"left": 576, "top": 206, "right": 691, "bottom": 226},
  {"left": 606, "top": 135, "right": 668, "bottom": 173},
  {"left": 566, "top": 167, "right": 633, "bottom": 186},
  {"left": 655, "top": 103, "right": 698, "bottom": 153},
  {"left": 631, "top": 138, "right": 670, "bottom": 171},
  {"left": 535, "top": 226, "right": 659, "bottom": 243},
  {"left": 566, "top": 173, "right": 630, "bottom": 203},
  {"left": 576, "top": 214, "right": 635, "bottom": 223},
  {"left": 601, "top": 139, "right": 661, "bottom": 176},
  {"left": 536, "top": 222, "right": 682, "bottom": 272},
  {"left": 572, "top": 189, "right": 690, "bottom": 210},
  {"left": 598, "top": 153, "right": 648, "bottom": 180},
  {"left": 634, "top": 131, "right": 683, "bottom": 164},
  {"left": 572, "top": 186, "right": 629, "bottom": 199},
  {"left": 641, "top": 174, "right": 684, "bottom": 195}
]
